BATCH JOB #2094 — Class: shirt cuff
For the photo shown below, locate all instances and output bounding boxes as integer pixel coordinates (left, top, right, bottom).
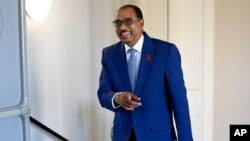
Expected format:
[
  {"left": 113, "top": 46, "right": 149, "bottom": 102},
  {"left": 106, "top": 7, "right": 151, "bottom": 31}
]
[{"left": 112, "top": 92, "right": 121, "bottom": 109}]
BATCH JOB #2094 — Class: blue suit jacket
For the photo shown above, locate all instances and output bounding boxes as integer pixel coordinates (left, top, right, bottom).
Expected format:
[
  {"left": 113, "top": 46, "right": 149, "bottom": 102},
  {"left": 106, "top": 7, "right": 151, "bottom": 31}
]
[{"left": 98, "top": 32, "right": 193, "bottom": 141}]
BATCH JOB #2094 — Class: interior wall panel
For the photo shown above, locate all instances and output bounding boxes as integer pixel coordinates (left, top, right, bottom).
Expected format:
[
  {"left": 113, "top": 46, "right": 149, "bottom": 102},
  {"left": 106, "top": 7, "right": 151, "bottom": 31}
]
[{"left": 168, "top": 0, "right": 204, "bottom": 140}]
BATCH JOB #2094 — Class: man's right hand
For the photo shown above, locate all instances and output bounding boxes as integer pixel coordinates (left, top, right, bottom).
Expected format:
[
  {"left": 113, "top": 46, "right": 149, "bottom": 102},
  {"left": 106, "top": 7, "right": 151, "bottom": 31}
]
[{"left": 114, "top": 92, "right": 142, "bottom": 111}]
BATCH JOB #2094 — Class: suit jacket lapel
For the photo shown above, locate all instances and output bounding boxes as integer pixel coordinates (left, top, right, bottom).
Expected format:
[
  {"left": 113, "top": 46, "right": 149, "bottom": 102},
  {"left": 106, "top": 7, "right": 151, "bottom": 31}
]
[
  {"left": 115, "top": 43, "right": 133, "bottom": 91},
  {"left": 135, "top": 33, "right": 155, "bottom": 96}
]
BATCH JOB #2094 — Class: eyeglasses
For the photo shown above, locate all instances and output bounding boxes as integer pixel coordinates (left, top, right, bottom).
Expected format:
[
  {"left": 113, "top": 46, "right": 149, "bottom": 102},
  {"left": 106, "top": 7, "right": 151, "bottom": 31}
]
[{"left": 112, "top": 18, "right": 141, "bottom": 27}]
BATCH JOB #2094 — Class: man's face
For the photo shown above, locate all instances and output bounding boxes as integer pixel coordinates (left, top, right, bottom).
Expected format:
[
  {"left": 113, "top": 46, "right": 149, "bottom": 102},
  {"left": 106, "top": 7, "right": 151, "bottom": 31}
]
[{"left": 114, "top": 8, "right": 144, "bottom": 47}]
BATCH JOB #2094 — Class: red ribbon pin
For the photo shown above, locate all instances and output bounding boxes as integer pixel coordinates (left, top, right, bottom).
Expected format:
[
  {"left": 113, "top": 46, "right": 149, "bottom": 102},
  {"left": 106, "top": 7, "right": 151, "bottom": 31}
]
[{"left": 146, "top": 54, "right": 151, "bottom": 61}]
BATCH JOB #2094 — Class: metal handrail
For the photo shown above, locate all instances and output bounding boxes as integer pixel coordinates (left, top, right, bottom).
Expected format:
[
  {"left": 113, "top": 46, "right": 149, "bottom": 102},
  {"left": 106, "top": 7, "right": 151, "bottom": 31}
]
[{"left": 30, "top": 116, "right": 69, "bottom": 141}]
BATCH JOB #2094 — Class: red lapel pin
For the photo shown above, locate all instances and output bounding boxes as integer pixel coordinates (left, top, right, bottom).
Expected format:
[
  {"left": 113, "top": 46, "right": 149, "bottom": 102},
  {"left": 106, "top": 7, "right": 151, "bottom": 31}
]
[{"left": 146, "top": 54, "right": 151, "bottom": 62}]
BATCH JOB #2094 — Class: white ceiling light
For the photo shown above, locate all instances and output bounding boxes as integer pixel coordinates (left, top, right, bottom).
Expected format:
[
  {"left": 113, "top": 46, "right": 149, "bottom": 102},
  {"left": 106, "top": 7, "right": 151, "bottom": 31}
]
[{"left": 26, "top": 0, "right": 52, "bottom": 22}]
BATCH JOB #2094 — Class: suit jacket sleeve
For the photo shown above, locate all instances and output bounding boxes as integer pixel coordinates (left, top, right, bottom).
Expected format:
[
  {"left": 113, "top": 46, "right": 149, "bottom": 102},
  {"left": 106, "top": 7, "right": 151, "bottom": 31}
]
[
  {"left": 165, "top": 44, "right": 193, "bottom": 141},
  {"left": 97, "top": 49, "right": 116, "bottom": 112}
]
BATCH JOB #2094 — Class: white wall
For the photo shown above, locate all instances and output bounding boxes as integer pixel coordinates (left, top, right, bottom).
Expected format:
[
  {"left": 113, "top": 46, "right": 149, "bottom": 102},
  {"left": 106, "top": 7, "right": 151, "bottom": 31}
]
[
  {"left": 168, "top": 0, "right": 204, "bottom": 140},
  {"left": 214, "top": 0, "right": 250, "bottom": 140},
  {"left": 27, "top": 0, "right": 94, "bottom": 140}
]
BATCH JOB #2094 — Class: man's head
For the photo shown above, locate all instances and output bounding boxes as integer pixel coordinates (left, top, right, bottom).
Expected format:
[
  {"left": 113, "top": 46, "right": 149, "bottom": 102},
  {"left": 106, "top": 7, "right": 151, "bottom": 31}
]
[{"left": 113, "top": 5, "right": 144, "bottom": 47}]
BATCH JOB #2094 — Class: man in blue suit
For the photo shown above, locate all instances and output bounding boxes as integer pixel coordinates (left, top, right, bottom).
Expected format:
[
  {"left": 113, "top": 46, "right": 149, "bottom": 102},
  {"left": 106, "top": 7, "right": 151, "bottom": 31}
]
[{"left": 97, "top": 4, "right": 193, "bottom": 141}]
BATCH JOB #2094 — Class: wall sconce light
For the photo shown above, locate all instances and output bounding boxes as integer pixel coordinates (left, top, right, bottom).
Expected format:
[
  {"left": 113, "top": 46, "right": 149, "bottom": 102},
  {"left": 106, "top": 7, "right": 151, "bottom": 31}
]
[{"left": 26, "top": 0, "right": 52, "bottom": 22}]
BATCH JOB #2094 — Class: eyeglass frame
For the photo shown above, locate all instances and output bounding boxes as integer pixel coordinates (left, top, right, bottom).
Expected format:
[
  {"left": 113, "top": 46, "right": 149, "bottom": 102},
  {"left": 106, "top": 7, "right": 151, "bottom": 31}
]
[{"left": 112, "top": 18, "right": 141, "bottom": 27}]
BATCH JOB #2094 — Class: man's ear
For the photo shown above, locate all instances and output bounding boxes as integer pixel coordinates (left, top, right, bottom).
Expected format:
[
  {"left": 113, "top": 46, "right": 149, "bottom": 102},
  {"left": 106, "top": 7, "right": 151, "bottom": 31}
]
[{"left": 140, "top": 19, "right": 144, "bottom": 28}]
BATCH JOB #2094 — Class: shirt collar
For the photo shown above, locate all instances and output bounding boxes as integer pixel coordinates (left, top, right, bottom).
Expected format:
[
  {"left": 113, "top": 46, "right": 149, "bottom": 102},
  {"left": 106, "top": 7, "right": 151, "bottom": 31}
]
[{"left": 125, "top": 35, "right": 144, "bottom": 53}]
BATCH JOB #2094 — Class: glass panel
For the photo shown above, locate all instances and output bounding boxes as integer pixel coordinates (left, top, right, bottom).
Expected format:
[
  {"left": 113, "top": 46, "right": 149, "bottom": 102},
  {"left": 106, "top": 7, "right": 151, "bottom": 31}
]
[
  {"left": 0, "top": 0, "right": 22, "bottom": 108},
  {"left": 0, "top": 116, "right": 24, "bottom": 141}
]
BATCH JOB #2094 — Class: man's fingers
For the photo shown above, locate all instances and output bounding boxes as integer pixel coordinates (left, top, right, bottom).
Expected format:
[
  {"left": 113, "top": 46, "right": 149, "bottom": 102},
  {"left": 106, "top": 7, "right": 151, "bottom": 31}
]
[
  {"left": 119, "top": 92, "right": 142, "bottom": 111},
  {"left": 130, "top": 94, "right": 141, "bottom": 101},
  {"left": 123, "top": 96, "right": 141, "bottom": 105},
  {"left": 122, "top": 99, "right": 141, "bottom": 111},
  {"left": 124, "top": 107, "right": 134, "bottom": 111}
]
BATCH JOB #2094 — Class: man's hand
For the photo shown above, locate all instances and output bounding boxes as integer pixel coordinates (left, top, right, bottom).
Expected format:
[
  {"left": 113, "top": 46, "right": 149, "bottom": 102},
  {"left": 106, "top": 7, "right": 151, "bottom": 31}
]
[{"left": 115, "top": 92, "right": 142, "bottom": 111}]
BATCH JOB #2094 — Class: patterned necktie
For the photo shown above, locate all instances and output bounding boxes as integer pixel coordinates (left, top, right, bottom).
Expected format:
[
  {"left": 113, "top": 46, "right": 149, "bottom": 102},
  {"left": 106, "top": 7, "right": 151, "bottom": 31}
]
[{"left": 127, "top": 48, "right": 137, "bottom": 91}]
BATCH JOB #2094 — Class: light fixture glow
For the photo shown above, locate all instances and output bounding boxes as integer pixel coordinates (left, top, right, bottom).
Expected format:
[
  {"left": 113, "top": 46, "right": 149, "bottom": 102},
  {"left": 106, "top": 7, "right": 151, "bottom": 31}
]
[{"left": 26, "top": 0, "right": 52, "bottom": 22}]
